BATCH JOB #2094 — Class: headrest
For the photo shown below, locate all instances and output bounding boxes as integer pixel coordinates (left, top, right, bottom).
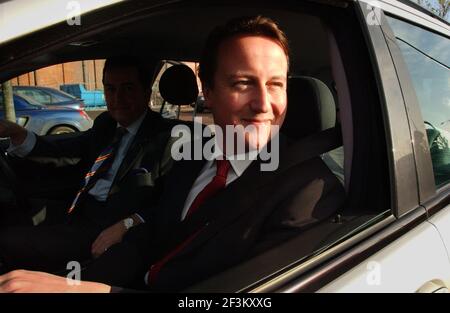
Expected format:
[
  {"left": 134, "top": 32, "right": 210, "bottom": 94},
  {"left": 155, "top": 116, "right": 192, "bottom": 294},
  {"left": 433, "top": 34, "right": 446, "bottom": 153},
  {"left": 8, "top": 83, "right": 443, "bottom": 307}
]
[
  {"left": 281, "top": 76, "right": 336, "bottom": 140},
  {"left": 159, "top": 64, "right": 199, "bottom": 106}
]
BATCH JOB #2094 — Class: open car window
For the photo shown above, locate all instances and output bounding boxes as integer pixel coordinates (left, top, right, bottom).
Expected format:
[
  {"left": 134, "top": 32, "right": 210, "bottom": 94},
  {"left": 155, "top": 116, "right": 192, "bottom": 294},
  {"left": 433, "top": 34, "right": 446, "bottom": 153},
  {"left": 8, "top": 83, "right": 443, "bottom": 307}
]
[{"left": 0, "top": 1, "right": 391, "bottom": 292}]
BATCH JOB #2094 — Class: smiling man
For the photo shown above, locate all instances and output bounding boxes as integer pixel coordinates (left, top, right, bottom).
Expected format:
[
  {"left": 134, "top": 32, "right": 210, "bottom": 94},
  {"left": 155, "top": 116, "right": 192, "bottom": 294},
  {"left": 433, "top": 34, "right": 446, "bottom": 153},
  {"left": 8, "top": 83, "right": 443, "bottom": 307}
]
[
  {"left": 202, "top": 32, "right": 288, "bottom": 154},
  {"left": 0, "top": 16, "right": 345, "bottom": 292}
]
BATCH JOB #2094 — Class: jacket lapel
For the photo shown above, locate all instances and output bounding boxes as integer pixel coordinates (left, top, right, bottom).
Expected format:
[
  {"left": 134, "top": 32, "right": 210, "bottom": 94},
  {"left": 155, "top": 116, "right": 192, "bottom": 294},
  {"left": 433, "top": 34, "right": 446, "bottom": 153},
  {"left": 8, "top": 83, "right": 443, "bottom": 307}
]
[
  {"left": 91, "top": 112, "right": 118, "bottom": 161},
  {"left": 156, "top": 158, "right": 207, "bottom": 232},
  {"left": 112, "top": 111, "right": 162, "bottom": 185}
]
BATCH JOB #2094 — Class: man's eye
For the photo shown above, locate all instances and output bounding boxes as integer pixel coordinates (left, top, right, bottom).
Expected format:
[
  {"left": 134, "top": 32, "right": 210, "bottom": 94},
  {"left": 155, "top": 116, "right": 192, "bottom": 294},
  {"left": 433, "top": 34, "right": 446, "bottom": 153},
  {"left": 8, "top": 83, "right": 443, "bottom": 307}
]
[
  {"left": 269, "top": 82, "right": 285, "bottom": 88},
  {"left": 233, "top": 81, "right": 250, "bottom": 88}
]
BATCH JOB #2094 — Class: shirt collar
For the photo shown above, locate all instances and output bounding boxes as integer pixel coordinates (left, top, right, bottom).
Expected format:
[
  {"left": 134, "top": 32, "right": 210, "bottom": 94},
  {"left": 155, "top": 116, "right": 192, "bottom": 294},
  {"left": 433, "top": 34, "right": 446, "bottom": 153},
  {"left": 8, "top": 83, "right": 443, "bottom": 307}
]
[
  {"left": 118, "top": 109, "right": 147, "bottom": 136},
  {"left": 211, "top": 144, "right": 255, "bottom": 178},
  {"left": 228, "top": 157, "right": 253, "bottom": 177}
]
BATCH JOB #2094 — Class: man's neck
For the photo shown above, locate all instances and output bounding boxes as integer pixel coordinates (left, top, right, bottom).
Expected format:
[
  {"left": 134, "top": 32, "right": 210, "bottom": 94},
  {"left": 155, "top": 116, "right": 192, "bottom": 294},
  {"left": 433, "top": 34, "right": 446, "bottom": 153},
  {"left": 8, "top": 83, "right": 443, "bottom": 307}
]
[{"left": 118, "top": 109, "right": 148, "bottom": 135}]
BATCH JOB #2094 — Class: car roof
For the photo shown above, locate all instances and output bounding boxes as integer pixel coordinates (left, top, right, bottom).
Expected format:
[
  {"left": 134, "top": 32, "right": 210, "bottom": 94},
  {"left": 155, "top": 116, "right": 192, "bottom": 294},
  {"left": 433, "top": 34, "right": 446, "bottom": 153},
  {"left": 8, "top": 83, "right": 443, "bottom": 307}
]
[
  {"left": 0, "top": 0, "right": 448, "bottom": 83},
  {"left": 13, "top": 85, "right": 81, "bottom": 100},
  {"left": 0, "top": 0, "right": 124, "bottom": 45},
  {"left": 13, "top": 86, "right": 51, "bottom": 89},
  {"left": 0, "top": 1, "right": 341, "bottom": 81}
]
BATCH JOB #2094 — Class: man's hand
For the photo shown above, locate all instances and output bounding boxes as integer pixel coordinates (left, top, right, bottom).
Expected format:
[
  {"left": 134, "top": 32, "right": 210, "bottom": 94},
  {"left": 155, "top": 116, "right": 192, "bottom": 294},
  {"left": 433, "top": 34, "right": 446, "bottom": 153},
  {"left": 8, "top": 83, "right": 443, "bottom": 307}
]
[
  {"left": 0, "top": 270, "right": 111, "bottom": 293},
  {"left": 91, "top": 220, "right": 127, "bottom": 258},
  {"left": 0, "top": 119, "right": 27, "bottom": 146}
]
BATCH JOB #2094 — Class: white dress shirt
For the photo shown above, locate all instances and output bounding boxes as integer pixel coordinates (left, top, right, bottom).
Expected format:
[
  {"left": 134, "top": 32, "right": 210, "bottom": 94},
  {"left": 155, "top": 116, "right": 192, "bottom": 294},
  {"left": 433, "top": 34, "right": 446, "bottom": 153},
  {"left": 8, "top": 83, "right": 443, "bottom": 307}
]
[
  {"left": 180, "top": 153, "right": 254, "bottom": 221},
  {"left": 87, "top": 112, "right": 146, "bottom": 201}
]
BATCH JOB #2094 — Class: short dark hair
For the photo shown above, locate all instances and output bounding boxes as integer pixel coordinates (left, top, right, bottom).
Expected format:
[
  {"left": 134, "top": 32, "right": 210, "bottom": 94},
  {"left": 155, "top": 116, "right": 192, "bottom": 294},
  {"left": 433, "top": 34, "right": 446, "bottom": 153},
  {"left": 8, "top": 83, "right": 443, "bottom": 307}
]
[
  {"left": 102, "top": 56, "right": 153, "bottom": 90},
  {"left": 198, "top": 16, "right": 290, "bottom": 90}
]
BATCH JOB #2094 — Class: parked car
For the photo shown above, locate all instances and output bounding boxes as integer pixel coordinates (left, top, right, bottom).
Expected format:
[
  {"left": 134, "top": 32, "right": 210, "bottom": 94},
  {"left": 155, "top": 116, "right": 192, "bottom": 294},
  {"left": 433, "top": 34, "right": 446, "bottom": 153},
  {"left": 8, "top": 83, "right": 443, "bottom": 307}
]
[
  {"left": 0, "top": 0, "right": 449, "bottom": 293},
  {"left": 12, "top": 86, "right": 85, "bottom": 110},
  {"left": 0, "top": 93, "right": 93, "bottom": 135},
  {"left": 60, "top": 84, "right": 106, "bottom": 108}
]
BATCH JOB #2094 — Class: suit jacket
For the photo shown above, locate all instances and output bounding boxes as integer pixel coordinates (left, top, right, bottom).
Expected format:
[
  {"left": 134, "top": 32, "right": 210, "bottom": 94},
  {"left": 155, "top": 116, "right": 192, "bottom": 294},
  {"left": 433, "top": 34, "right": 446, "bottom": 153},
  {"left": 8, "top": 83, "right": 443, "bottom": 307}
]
[
  {"left": 25, "top": 110, "right": 175, "bottom": 227},
  {"left": 138, "top": 134, "right": 346, "bottom": 292}
]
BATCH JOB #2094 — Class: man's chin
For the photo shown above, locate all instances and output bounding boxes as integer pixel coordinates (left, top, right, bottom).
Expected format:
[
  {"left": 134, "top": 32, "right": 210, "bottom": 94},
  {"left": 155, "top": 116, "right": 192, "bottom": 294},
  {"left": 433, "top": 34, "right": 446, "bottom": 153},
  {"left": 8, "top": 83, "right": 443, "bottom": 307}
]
[
  {"left": 111, "top": 113, "right": 133, "bottom": 126},
  {"left": 245, "top": 134, "right": 271, "bottom": 152}
]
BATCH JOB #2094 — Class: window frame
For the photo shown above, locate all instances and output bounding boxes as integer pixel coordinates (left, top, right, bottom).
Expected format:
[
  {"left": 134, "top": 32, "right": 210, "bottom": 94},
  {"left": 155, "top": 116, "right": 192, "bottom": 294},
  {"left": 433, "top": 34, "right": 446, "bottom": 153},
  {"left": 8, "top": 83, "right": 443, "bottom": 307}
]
[
  {"left": 381, "top": 9, "right": 450, "bottom": 213},
  {"left": 356, "top": 4, "right": 421, "bottom": 218}
]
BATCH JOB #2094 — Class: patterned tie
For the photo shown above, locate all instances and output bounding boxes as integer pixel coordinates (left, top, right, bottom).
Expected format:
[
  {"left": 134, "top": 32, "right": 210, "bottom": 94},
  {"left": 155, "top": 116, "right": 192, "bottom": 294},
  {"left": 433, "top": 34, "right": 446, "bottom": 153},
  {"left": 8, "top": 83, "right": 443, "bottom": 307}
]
[
  {"left": 67, "top": 127, "right": 127, "bottom": 213},
  {"left": 147, "top": 159, "right": 231, "bottom": 284}
]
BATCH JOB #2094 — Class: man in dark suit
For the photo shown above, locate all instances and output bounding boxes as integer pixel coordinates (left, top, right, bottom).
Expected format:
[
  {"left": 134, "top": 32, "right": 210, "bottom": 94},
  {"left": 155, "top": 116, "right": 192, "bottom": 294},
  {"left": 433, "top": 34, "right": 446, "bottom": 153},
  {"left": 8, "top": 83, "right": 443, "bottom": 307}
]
[
  {"left": 0, "top": 16, "right": 345, "bottom": 292},
  {"left": 0, "top": 56, "right": 174, "bottom": 273}
]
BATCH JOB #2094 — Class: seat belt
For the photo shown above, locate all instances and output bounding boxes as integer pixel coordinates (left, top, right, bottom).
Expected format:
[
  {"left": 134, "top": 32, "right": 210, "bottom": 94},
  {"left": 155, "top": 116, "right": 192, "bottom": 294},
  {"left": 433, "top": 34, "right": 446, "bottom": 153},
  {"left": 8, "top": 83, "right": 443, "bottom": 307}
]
[{"left": 278, "top": 126, "right": 342, "bottom": 173}]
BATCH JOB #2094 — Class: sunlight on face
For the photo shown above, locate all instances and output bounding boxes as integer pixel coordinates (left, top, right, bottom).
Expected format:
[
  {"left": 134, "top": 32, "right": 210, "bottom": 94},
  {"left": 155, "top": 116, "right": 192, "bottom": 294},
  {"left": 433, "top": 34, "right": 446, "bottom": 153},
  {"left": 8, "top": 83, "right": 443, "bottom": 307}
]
[{"left": 204, "top": 35, "right": 288, "bottom": 153}]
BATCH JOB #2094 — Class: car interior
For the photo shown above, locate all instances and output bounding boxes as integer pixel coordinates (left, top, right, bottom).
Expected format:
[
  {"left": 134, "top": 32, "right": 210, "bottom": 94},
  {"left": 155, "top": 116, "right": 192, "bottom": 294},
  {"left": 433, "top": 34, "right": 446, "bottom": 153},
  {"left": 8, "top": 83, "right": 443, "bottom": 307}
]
[{"left": 0, "top": 1, "right": 393, "bottom": 291}]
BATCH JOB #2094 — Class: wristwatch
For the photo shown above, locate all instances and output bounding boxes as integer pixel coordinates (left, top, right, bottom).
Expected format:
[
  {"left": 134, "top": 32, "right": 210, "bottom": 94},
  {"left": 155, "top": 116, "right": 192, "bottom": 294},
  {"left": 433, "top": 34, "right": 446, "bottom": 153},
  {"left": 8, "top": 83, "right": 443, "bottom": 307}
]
[{"left": 123, "top": 217, "right": 134, "bottom": 230}]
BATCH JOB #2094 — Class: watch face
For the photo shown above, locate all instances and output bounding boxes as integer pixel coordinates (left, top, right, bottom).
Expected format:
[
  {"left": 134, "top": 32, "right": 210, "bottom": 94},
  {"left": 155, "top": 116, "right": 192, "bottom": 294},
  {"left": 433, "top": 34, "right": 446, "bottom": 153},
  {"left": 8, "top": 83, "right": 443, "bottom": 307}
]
[{"left": 124, "top": 218, "right": 133, "bottom": 229}]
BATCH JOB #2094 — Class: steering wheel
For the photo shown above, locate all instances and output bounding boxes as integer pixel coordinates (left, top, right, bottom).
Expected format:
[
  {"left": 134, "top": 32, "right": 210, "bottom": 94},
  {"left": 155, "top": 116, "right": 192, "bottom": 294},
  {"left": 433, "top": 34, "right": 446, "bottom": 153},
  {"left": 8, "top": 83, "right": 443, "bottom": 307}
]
[{"left": 0, "top": 144, "right": 30, "bottom": 210}]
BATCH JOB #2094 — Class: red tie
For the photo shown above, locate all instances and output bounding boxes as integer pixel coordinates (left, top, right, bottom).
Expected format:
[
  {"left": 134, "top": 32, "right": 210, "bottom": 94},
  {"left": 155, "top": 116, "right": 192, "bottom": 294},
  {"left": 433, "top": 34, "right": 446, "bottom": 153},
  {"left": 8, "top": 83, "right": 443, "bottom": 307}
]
[
  {"left": 147, "top": 159, "right": 230, "bottom": 284},
  {"left": 186, "top": 159, "right": 231, "bottom": 218}
]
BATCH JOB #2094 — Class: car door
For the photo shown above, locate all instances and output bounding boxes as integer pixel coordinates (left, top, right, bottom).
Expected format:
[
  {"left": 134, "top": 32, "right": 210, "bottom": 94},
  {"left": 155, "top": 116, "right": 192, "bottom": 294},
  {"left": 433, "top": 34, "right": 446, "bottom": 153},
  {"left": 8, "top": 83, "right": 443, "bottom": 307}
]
[
  {"left": 317, "top": 217, "right": 450, "bottom": 292},
  {"left": 379, "top": 2, "right": 450, "bottom": 268},
  {"left": 304, "top": 1, "right": 450, "bottom": 293}
]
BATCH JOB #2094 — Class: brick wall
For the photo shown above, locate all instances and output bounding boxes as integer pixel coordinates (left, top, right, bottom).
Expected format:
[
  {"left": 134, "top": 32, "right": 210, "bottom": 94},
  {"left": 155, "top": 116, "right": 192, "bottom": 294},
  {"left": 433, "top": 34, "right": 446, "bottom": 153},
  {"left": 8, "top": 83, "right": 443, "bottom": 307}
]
[
  {"left": 12, "top": 59, "right": 201, "bottom": 93},
  {"left": 12, "top": 59, "right": 105, "bottom": 91}
]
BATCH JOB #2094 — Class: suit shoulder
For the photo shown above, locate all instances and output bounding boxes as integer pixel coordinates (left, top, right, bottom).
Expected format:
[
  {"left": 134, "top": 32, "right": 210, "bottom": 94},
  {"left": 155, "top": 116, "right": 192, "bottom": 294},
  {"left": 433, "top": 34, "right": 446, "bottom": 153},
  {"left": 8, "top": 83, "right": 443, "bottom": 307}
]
[{"left": 93, "top": 111, "right": 115, "bottom": 128}]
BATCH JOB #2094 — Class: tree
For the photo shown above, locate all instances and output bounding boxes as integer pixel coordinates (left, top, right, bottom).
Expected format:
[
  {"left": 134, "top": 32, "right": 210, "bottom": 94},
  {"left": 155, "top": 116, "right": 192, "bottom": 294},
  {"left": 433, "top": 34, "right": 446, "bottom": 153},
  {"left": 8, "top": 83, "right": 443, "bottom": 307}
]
[
  {"left": 411, "top": 0, "right": 450, "bottom": 21},
  {"left": 1, "top": 80, "right": 16, "bottom": 122},
  {"left": 437, "top": 0, "right": 450, "bottom": 18}
]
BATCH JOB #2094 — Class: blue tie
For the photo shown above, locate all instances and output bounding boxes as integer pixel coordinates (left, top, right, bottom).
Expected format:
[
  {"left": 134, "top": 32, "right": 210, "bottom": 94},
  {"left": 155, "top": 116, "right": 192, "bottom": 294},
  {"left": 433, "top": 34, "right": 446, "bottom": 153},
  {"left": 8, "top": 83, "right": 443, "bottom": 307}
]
[{"left": 68, "top": 127, "right": 127, "bottom": 213}]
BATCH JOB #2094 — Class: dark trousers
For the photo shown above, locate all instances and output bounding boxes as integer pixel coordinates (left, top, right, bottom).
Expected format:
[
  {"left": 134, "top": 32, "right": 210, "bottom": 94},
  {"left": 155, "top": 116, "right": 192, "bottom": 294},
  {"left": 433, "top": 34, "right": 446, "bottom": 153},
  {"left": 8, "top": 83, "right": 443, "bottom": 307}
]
[
  {"left": 0, "top": 195, "right": 109, "bottom": 273},
  {"left": 75, "top": 223, "right": 153, "bottom": 289}
]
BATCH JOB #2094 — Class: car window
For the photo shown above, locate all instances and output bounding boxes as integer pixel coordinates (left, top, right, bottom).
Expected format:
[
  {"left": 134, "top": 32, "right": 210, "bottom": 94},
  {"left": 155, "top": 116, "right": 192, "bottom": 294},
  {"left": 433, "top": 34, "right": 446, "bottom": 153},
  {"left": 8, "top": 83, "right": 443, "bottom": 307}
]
[
  {"left": 11, "top": 59, "right": 105, "bottom": 109},
  {"left": 0, "top": 2, "right": 394, "bottom": 292},
  {"left": 16, "top": 93, "right": 45, "bottom": 107},
  {"left": 15, "top": 89, "right": 51, "bottom": 104},
  {"left": 45, "top": 91, "right": 67, "bottom": 103},
  {"left": 48, "top": 89, "right": 78, "bottom": 101},
  {"left": 386, "top": 16, "right": 450, "bottom": 188}
]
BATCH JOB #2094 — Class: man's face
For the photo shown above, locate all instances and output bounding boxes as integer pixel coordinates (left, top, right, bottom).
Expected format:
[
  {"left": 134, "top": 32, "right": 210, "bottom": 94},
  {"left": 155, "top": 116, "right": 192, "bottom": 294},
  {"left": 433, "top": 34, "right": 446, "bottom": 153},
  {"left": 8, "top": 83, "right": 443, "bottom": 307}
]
[
  {"left": 204, "top": 35, "right": 288, "bottom": 152},
  {"left": 103, "top": 66, "right": 149, "bottom": 127}
]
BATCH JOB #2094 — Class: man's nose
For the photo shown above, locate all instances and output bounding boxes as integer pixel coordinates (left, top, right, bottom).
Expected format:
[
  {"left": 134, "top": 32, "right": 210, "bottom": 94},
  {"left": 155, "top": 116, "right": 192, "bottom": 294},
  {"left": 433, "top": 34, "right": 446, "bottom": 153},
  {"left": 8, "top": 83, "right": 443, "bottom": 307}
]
[
  {"left": 250, "top": 84, "right": 270, "bottom": 113},
  {"left": 114, "top": 88, "right": 125, "bottom": 102}
]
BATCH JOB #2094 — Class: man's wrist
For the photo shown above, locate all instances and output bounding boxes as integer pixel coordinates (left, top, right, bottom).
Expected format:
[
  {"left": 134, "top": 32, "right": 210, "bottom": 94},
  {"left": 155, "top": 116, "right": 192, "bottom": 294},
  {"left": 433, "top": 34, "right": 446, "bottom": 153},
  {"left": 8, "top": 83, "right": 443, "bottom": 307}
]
[
  {"left": 123, "top": 214, "right": 143, "bottom": 230},
  {"left": 131, "top": 213, "right": 144, "bottom": 225},
  {"left": 123, "top": 217, "right": 134, "bottom": 230}
]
